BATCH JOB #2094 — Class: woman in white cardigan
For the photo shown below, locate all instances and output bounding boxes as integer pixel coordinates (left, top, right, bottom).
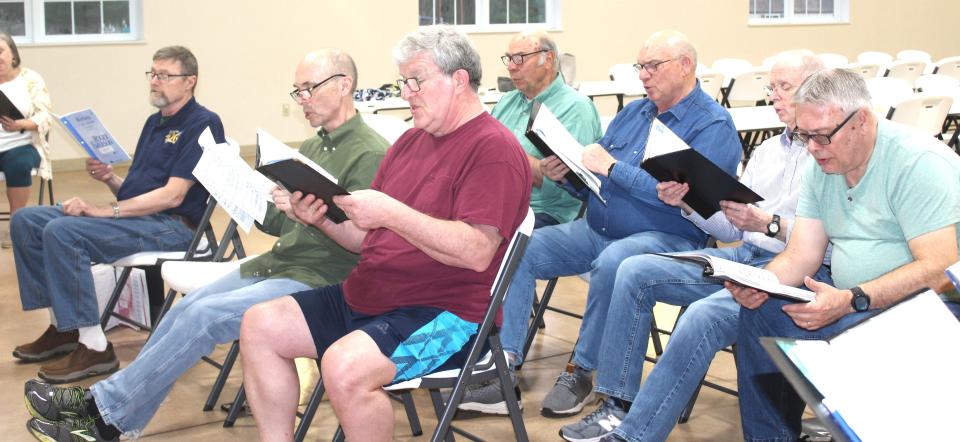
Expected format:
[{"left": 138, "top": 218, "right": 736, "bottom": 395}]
[{"left": 0, "top": 32, "right": 52, "bottom": 248}]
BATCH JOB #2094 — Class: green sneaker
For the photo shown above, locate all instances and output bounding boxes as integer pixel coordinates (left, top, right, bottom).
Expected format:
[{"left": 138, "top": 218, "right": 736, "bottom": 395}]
[
  {"left": 24, "top": 379, "right": 89, "bottom": 422},
  {"left": 26, "top": 416, "right": 117, "bottom": 442}
]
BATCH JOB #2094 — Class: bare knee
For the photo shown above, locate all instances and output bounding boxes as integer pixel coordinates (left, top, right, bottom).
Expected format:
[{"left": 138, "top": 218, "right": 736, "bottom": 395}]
[{"left": 240, "top": 301, "right": 279, "bottom": 350}]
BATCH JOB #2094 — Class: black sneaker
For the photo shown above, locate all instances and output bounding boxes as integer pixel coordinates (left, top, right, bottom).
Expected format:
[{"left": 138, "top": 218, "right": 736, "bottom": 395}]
[
  {"left": 24, "top": 379, "right": 89, "bottom": 422},
  {"left": 26, "top": 416, "right": 117, "bottom": 442},
  {"left": 541, "top": 369, "right": 596, "bottom": 417}
]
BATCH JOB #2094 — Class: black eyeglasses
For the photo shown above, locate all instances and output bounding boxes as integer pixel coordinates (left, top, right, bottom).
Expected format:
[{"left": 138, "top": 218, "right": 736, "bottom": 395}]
[
  {"left": 501, "top": 50, "right": 548, "bottom": 66},
  {"left": 396, "top": 74, "right": 435, "bottom": 93},
  {"left": 792, "top": 111, "right": 859, "bottom": 145},
  {"left": 145, "top": 71, "right": 193, "bottom": 82},
  {"left": 632, "top": 58, "right": 677, "bottom": 75},
  {"left": 289, "top": 74, "right": 346, "bottom": 101}
]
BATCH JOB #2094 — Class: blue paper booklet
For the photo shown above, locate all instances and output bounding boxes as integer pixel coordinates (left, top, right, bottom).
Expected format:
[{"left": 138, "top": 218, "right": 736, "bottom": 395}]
[{"left": 56, "top": 109, "right": 131, "bottom": 164}]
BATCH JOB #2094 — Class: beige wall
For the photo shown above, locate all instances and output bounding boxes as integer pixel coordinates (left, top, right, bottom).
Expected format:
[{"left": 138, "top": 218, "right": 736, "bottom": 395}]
[{"left": 18, "top": 0, "right": 960, "bottom": 169}]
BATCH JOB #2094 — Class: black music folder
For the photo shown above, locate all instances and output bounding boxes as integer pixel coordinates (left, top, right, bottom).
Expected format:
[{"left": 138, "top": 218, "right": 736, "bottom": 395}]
[{"left": 256, "top": 158, "right": 350, "bottom": 224}]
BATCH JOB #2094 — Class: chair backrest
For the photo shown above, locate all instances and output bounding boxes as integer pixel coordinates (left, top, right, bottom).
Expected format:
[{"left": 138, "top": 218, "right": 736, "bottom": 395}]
[
  {"left": 888, "top": 94, "right": 954, "bottom": 137},
  {"left": 360, "top": 113, "right": 410, "bottom": 144},
  {"left": 761, "top": 55, "right": 779, "bottom": 69},
  {"left": 858, "top": 51, "right": 894, "bottom": 65},
  {"left": 866, "top": 77, "right": 915, "bottom": 115},
  {"left": 818, "top": 53, "right": 850, "bottom": 69},
  {"left": 698, "top": 70, "right": 724, "bottom": 101},
  {"left": 727, "top": 67, "right": 770, "bottom": 106},
  {"left": 711, "top": 58, "right": 753, "bottom": 85},
  {"left": 608, "top": 63, "right": 637, "bottom": 82},
  {"left": 933, "top": 56, "right": 960, "bottom": 80},
  {"left": 915, "top": 74, "right": 960, "bottom": 94},
  {"left": 896, "top": 49, "right": 933, "bottom": 64},
  {"left": 600, "top": 115, "right": 615, "bottom": 135},
  {"left": 560, "top": 53, "right": 577, "bottom": 86},
  {"left": 885, "top": 60, "right": 927, "bottom": 84},
  {"left": 846, "top": 62, "right": 882, "bottom": 79}
]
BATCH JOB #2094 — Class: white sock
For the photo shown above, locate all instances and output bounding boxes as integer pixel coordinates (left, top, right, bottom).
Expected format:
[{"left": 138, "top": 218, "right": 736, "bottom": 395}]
[
  {"left": 48, "top": 308, "right": 58, "bottom": 328},
  {"left": 77, "top": 326, "right": 108, "bottom": 352}
]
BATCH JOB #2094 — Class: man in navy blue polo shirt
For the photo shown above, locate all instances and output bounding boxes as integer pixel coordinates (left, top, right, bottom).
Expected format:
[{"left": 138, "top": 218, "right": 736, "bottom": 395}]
[{"left": 10, "top": 45, "right": 224, "bottom": 384}]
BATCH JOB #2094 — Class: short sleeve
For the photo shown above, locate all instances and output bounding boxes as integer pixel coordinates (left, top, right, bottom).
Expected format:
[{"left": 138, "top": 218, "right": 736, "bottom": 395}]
[{"left": 795, "top": 160, "right": 822, "bottom": 221}]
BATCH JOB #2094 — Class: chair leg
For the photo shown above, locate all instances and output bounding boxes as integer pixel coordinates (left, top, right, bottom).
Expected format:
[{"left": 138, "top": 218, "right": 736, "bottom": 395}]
[
  {"left": 678, "top": 382, "right": 703, "bottom": 424},
  {"left": 205, "top": 340, "right": 241, "bottom": 411},
  {"left": 331, "top": 425, "right": 345, "bottom": 442},
  {"left": 99, "top": 267, "right": 133, "bottom": 329},
  {"left": 294, "top": 375, "right": 325, "bottom": 442},
  {"left": 521, "top": 277, "right": 559, "bottom": 363},
  {"left": 491, "top": 336, "right": 529, "bottom": 442},
  {"left": 428, "top": 389, "right": 456, "bottom": 442},
  {"left": 399, "top": 390, "right": 423, "bottom": 436},
  {"left": 223, "top": 383, "right": 246, "bottom": 427}
]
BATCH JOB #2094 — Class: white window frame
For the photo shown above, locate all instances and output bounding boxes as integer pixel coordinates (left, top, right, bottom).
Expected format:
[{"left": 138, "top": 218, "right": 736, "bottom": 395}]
[
  {"left": 8, "top": 0, "right": 143, "bottom": 46},
  {"left": 420, "top": 0, "right": 562, "bottom": 33},
  {"left": 748, "top": 0, "right": 849, "bottom": 26}
]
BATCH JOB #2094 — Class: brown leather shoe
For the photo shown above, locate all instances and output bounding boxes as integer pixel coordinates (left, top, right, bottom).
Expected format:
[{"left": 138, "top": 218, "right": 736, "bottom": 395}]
[
  {"left": 13, "top": 325, "right": 79, "bottom": 362},
  {"left": 38, "top": 343, "right": 119, "bottom": 384}
]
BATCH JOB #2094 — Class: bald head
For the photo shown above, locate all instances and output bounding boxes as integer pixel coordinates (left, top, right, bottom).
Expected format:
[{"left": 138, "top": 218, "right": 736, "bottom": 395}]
[
  {"left": 642, "top": 30, "right": 698, "bottom": 66},
  {"left": 510, "top": 29, "right": 559, "bottom": 72},
  {"left": 301, "top": 49, "right": 358, "bottom": 93},
  {"left": 637, "top": 30, "right": 698, "bottom": 112},
  {"left": 767, "top": 50, "right": 825, "bottom": 127},
  {"left": 771, "top": 50, "right": 824, "bottom": 80}
]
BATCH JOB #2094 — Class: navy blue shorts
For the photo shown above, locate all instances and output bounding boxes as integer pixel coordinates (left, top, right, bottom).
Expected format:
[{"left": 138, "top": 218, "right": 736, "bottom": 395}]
[
  {"left": 291, "top": 283, "right": 482, "bottom": 383},
  {"left": 0, "top": 144, "right": 40, "bottom": 187}
]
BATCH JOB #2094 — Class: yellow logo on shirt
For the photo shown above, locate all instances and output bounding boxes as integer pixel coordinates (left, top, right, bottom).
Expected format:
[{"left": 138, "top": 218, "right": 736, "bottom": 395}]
[{"left": 164, "top": 130, "right": 182, "bottom": 144}]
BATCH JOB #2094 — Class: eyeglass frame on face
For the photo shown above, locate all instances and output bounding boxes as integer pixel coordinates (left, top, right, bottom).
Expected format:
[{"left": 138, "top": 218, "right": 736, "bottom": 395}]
[
  {"left": 792, "top": 110, "right": 859, "bottom": 145},
  {"left": 763, "top": 82, "right": 795, "bottom": 97},
  {"left": 289, "top": 73, "right": 346, "bottom": 101},
  {"left": 396, "top": 70, "right": 442, "bottom": 93},
  {"left": 145, "top": 71, "right": 194, "bottom": 82},
  {"left": 501, "top": 49, "right": 548, "bottom": 66},
  {"left": 632, "top": 58, "right": 678, "bottom": 75}
]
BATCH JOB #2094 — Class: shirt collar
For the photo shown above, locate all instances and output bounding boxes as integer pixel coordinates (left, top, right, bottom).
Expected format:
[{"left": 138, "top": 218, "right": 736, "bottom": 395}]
[
  {"left": 318, "top": 112, "right": 364, "bottom": 147},
  {"left": 529, "top": 73, "right": 566, "bottom": 103},
  {"left": 639, "top": 80, "right": 701, "bottom": 121},
  {"left": 158, "top": 97, "right": 197, "bottom": 127}
]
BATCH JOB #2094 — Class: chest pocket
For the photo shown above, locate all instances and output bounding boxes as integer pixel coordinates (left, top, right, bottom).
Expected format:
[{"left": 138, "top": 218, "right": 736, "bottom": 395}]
[{"left": 412, "top": 174, "right": 457, "bottom": 218}]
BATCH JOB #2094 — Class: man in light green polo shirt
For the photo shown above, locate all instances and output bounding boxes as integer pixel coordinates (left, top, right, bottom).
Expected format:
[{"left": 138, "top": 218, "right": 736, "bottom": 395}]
[{"left": 491, "top": 30, "right": 602, "bottom": 228}]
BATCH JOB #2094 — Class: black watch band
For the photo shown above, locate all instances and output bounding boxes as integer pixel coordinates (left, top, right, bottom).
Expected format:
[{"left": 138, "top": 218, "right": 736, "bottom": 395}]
[
  {"left": 765, "top": 214, "right": 781, "bottom": 238},
  {"left": 607, "top": 161, "right": 617, "bottom": 176},
  {"left": 850, "top": 286, "right": 871, "bottom": 312}
]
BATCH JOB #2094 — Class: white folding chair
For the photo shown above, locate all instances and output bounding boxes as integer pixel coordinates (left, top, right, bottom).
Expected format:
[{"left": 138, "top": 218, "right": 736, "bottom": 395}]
[
  {"left": 845, "top": 62, "right": 882, "bottom": 79},
  {"left": 932, "top": 56, "right": 960, "bottom": 80},
  {"left": 711, "top": 57, "right": 753, "bottom": 88},
  {"left": 560, "top": 53, "right": 577, "bottom": 86},
  {"left": 818, "top": 53, "right": 850, "bottom": 69},
  {"left": 608, "top": 63, "right": 638, "bottom": 82},
  {"left": 726, "top": 67, "right": 770, "bottom": 108},
  {"left": 896, "top": 49, "right": 933, "bottom": 64},
  {"left": 884, "top": 60, "right": 928, "bottom": 85},
  {"left": 866, "top": 77, "right": 915, "bottom": 116},
  {"left": 857, "top": 51, "right": 894, "bottom": 66},
  {"left": 698, "top": 70, "right": 725, "bottom": 102},
  {"left": 887, "top": 94, "right": 954, "bottom": 137},
  {"left": 600, "top": 115, "right": 615, "bottom": 135},
  {"left": 915, "top": 74, "right": 960, "bottom": 94},
  {"left": 360, "top": 113, "right": 410, "bottom": 144}
]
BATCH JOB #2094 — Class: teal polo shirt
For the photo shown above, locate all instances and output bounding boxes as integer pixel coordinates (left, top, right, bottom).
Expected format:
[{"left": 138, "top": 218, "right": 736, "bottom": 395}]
[
  {"left": 491, "top": 74, "right": 601, "bottom": 224},
  {"left": 796, "top": 119, "right": 960, "bottom": 290}
]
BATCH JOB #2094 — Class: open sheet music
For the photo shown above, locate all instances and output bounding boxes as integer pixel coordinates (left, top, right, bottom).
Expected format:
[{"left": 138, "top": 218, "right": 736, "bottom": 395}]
[
  {"left": 641, "top": 119, "right": 761, "bottom": 218},
  {"left": 192, "top": 127, "right": 272, "bottom": 233},
  {"left": 255, "top": 128, "right": 351, "bottom": 224},
  {"left": 655, "top": 251, "right": 814, "bottom": 302},
  {"left": 525, "top": 101, "right": 606, "bottom": 205},
  {"left": 763, "top": 290, "right": 960, "bottom": 441},
  {"left": 55, "top": 109, "right": 131, "bottom": 164}
]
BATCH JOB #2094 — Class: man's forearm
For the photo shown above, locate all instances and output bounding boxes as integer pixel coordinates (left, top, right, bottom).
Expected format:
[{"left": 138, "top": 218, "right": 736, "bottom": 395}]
[
  {"left": 860, "top": 259, "right": 952, "bottom": 309},
  {"left": 766, "top": 246, "right": 825, "bottom": 287},
  {"left": 315, "top": 220, "right": 367, "bottom": 253}
]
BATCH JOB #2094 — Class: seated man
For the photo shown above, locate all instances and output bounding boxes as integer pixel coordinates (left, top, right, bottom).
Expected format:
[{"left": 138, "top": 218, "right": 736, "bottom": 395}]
[
  {"left": 242, "top": 26, "right": 529, "bottom": 440},
  {"left": 462, "top": 30, "right": 741, "bottom": 417},
  {"left": 22, "top": 49, "right": 388, "bottom": 442},
  {"left": 491, "top": 29, "right": 602, "bottom": 229},
  {"left": 729, "top": 68, "right": 960, "bottom": 442},
  {"left": 12, "top": 46, "right": 224, "bottom": 382},
  {"left": 560, "top": 50, "right": 827, "bottom": 442}
]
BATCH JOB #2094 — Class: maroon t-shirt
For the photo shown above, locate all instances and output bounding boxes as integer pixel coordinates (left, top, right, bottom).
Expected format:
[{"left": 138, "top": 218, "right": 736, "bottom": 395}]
[{"left": 343, "top": 112, "right": 531, "bottom": 323}]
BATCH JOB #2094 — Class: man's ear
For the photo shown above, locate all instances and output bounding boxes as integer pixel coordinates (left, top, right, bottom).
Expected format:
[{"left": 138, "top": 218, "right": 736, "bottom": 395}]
[{"left": 340, "top": 76, "right": 355, "bottom": 97}]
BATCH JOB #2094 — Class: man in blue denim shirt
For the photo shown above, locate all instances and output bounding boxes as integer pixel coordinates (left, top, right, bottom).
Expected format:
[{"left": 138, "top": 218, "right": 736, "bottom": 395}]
[{"left": 458, "top": 30, "right": 741, "bottom": 417}]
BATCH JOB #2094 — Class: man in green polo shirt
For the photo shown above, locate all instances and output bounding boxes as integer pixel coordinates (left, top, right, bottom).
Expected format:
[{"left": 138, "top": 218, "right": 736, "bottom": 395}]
[
  {"left": 22, "top": 49, "right": 388, "bottom": 441},
  {"left": 492, "top": 30, "right": 602, "bottom": 228}
]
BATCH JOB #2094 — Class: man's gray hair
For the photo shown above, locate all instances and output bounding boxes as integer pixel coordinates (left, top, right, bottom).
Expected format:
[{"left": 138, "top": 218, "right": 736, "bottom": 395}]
[
  {"left": 792, "top": 68, "right": 872, "bottom": 114},
  {"left": 393, "top": 25, "right": 482, "bottom": 91},
  {"left": 773, "top": 49, "right": 825, "bottom": 79},
  {"left": 153, "top": 46, "right": 198, "bottom": 92},
  {"left": 521, "top": 29, "right": 558, "bottom": 68}
]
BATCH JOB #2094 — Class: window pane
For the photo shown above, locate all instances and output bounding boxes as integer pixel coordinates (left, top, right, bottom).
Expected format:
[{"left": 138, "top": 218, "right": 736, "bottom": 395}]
[
  {"left": 44, "top": 2, "right": 73, "bottom": 35},
  {"left": 437, "top": 0, "right": 454, "bottom": 24},
  {"left": 0, "top": 2, "right": 25, "bottom": 36},
  {"left": 489, "top": 0, "right": 506, "bottom": 24},
  {"left": 821, "top": 0, "right": 834, "bottom": 13},
  {"left": 772, "top": 0, "right": 784, "bottom": 15},
  {"left": 508, "top": 0, "right": 524, "bottom": 23},
  {"left": 456, "top": 0, "right": 475, "bottom": 24},
  {"left": 420, "top": 0, "right": 434, "bottom": 25},
  {"left": 74, "top": 1, "right": 102, "bottom": 34},
  {"left": 103, "top": 0, "right": 129, "bottom": 33},
  {"left": 528, "top": 0, "right": 544, "bottom": 22}
]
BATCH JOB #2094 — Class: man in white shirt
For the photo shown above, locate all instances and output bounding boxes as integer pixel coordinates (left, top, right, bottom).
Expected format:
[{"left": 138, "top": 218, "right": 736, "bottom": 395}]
[{"left": 559, "top": 51, "right": 827, "bottom": 442}]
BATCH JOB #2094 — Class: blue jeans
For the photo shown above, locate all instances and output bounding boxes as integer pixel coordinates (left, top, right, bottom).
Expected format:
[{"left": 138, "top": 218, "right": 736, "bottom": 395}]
[
  {"left": 12, "top": 206, "right": 194, "bottom": 330},
  {"left": 90, "top": 269, "right": 310, "bottom": 433},
  {"left": 499, "top": 218, "right": 701, "bottom": 368}
]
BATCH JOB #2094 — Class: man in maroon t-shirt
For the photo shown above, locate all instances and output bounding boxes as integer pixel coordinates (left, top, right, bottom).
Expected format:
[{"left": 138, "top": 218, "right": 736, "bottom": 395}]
[{"left": 239, "top": 26, "right": 531, "bottom": 440}]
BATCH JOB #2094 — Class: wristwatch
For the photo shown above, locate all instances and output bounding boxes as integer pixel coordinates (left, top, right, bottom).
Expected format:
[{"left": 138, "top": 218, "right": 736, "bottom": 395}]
[
  {"left": 110, "top": 201, "right": 120, "bottom": 219},
  {"left": 607, "top": 161, "right": 617, "bottom": 176},
  {"left": 765, "top": 214, "right": 781, "bottom": 238},
  {"left": 850, "top": 286, "right": 871, "bottom": 312}
]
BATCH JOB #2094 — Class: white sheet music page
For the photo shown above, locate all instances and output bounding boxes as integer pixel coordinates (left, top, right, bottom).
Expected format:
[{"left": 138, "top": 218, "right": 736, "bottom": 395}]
[
  {"left": 193, "top": 127, "right": 269, "bottom": 232},
  {"left": 787, "top": 290, "right": 960, "bottom": 441},
  {"left": 257, "top": 128, "right": 339, "bottom": 185},
  {"left": 643, "top": 119, "right": 691, "bottom": 162},
  {"left": 529, "top": 103, "right": 603, "bottom": 200}
]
